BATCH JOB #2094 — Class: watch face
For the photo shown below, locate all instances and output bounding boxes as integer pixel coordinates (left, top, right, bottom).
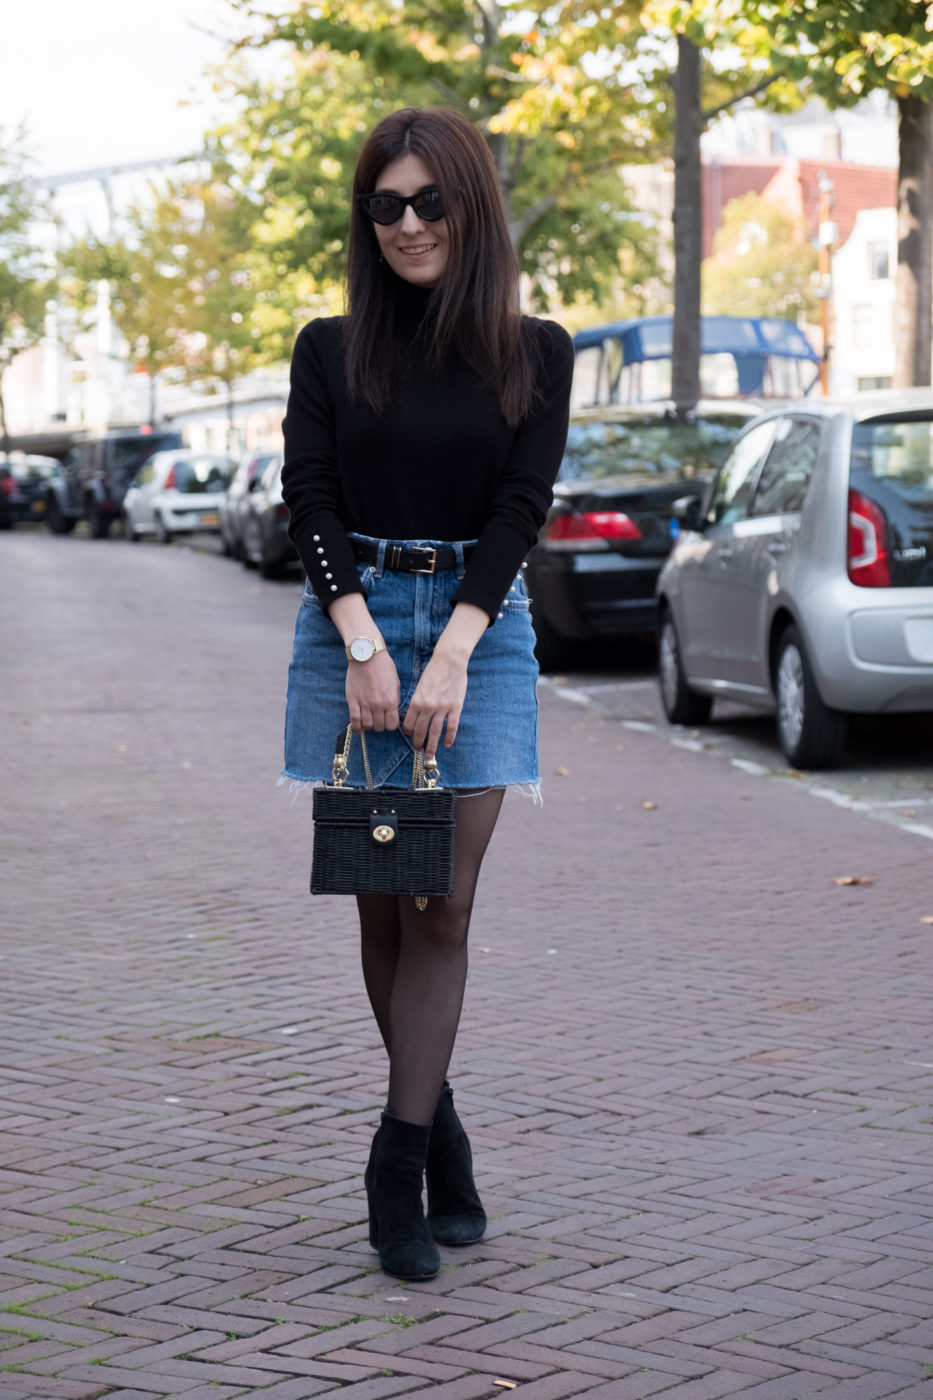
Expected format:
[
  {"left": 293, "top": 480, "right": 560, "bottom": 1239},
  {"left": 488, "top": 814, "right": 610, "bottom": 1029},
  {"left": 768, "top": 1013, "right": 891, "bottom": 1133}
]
[{"left": 349, "top": 637, "right": 375, "bottom": 662}]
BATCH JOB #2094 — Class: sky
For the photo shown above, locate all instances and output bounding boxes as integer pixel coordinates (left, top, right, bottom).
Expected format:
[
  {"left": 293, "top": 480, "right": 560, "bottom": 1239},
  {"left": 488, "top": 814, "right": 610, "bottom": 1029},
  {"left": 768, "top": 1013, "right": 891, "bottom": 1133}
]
[{"left": 1, "top": 0, "right": 255, "bottom": 231}]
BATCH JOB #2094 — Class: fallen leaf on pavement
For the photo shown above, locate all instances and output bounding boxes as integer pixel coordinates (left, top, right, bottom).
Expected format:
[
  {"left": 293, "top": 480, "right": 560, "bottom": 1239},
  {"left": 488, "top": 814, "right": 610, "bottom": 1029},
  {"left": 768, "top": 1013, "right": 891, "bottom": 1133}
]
[
  {"left": 555, "top": 766, "right": 570, "bottom": 776},
  {"left": 834, "top": 876, "right": 874, "bottom": 886},
  {"left": 920, "top": 916, "right": 933, "bottom": 925},
  {"left": 494, "top": 1385, "right": 518, "bottom": 1392},
  {"left": 642, "top": 800, "right": 658, "bottom": 810}
]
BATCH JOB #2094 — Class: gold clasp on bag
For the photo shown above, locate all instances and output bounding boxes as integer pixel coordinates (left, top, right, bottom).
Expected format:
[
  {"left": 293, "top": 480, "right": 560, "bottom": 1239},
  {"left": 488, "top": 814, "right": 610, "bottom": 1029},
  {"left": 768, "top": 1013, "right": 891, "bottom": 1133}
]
[{"left": 372, "top": 824, "right": 395, "bottom": 844}]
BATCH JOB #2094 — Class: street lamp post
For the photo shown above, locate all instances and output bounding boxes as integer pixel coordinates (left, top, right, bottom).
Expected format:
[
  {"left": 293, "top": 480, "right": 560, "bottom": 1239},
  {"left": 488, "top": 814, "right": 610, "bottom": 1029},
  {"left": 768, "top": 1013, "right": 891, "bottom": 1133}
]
[{"left": 817, "top": 171, "right": 837, "bottom": 396}]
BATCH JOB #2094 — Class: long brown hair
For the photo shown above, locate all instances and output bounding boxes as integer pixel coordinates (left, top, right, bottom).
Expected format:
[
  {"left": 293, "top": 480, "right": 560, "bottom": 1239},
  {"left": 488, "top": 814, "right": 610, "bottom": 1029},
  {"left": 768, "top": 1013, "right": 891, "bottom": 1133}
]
[{"left": 345, "top": 107, "right": 538, "bottom": 427}]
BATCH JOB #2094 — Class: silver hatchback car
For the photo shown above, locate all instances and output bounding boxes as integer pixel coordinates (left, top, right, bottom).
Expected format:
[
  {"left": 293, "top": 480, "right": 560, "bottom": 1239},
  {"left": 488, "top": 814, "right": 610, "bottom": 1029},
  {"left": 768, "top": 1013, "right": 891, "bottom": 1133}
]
[{"left": 656, "top": 391, "right": 933, "bottom": 768}]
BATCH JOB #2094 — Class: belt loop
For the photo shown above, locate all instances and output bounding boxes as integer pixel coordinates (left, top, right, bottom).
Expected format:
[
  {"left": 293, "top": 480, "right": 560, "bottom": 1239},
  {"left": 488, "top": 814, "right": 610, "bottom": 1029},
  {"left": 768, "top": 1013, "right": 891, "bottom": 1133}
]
[
  {"left": 374, "top": 538, "right": 387, "bottom": 577},
  {"left": 454, "top": 541, "right": 466, "bottom": 580}
]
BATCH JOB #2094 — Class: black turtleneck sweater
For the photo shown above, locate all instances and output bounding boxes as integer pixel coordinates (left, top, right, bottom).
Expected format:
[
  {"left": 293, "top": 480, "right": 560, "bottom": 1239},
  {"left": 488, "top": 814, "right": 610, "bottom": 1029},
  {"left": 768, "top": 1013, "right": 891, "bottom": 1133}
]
[{"left": 280, "top": 278, "right": 574, "bottom": 623}]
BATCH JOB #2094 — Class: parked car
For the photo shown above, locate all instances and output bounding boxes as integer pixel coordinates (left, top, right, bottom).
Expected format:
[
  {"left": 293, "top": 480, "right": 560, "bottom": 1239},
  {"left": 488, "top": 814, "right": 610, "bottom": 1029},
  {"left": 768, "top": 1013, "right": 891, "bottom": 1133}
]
[
  {"left": 123, "top": 450, "right": 235, "bottom": 543},
  {"left": 0, "top": 454, "right": 62, "bottom": 528},
  {"left": 219, "top": 449, "right": 282, "bottom": 559},
  {"left": 526, "top": 402, "right": 759, "bottom": 669},
  {"left": 45, "top": 429, "right": 185, "bottom": 537},
  {"left": 656, "top": 391, "right": 933, "bottom": 769},
  {"left": 239, "top": 455, "right": 299, "bottom": 577}
]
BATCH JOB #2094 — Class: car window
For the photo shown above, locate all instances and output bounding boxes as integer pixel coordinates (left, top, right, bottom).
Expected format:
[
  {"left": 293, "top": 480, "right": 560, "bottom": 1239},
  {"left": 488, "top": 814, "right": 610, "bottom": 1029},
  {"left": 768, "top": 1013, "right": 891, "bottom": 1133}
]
[
  {"left": 171, "top": 457, "right": 234, "bottom": 494},
  {"left": 112, "top": 435, "right": 183, "bottom": 482},
  {"left": 749, "top": 418, "right": 822, "bottom": 517},
  {"left": 259, "top": 455, "right": 283, "bottom": 490},
  {"left": 561, "top": 414, "right": 751, "bottom": 486},
  {"left": 705, "top": 420, "right": 776, "bottom": 526},
  {"left": 851, "top": 414, "right": 933, "bottom": 588}
]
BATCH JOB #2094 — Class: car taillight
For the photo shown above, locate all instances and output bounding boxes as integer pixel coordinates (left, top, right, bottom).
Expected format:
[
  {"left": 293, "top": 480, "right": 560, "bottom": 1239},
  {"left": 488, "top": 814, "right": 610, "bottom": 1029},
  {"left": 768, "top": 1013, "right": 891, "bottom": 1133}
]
[
  {"left": 0, "top": 477, "right": 16, "bottom": 497},
  {"left": 163, "top": 466, "right": 177, "bottom": 490},
  {"left": 848, "top": 488, "right": 890, "bottom": 587},
  {"left": 545, "top": 510, "right": 642, "bottom": 550}
]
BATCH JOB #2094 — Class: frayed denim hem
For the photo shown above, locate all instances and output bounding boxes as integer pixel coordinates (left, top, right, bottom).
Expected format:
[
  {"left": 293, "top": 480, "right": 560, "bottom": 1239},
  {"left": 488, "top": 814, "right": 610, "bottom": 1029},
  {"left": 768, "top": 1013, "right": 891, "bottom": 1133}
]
[{"left": 277, "top": 772, "right": 543, "bottom": 805}]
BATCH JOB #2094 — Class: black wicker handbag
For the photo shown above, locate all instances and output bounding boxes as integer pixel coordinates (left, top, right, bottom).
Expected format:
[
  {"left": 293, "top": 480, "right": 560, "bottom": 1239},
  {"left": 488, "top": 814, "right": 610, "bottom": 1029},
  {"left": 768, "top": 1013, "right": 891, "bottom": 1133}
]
[{"left": 310, "top": 727, "right": 455, "bottom": 908}]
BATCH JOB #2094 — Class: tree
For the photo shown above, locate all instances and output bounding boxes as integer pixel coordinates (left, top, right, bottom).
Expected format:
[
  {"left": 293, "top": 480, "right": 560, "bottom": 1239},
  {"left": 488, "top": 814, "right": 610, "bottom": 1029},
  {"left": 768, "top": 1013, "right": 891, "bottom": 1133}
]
[
  {"left": 208, "top": 0, "right": 662, "bottom": 312},
  {"left": 691, "top": 0, "right": 933, "bottom": 387},
  {"left": 63, "top": 178, "right": 269, "bottom": 434},
  {"left": 702, "top": 193, "right": 819, "bottom": 321},
  {"left": 0, "top": 126, "right": 52, "bottom": 450}
]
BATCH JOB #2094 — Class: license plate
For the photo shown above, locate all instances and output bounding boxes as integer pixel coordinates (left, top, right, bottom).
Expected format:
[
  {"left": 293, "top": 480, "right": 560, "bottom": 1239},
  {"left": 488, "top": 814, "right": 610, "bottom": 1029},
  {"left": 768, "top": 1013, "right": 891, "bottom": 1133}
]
[
  {"left": 32, "top": 499, "right": 46, "bottom": 512},
  {"left": 200, "top": 512, "right": 219, "bottom": 526}
]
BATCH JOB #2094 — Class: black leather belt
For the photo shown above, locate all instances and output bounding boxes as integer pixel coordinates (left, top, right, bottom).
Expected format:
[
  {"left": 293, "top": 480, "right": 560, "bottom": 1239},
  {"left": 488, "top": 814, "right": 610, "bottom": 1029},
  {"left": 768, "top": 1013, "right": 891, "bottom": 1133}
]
[{"left": 351, "top": 539, "right": 474, "bottom": 574}]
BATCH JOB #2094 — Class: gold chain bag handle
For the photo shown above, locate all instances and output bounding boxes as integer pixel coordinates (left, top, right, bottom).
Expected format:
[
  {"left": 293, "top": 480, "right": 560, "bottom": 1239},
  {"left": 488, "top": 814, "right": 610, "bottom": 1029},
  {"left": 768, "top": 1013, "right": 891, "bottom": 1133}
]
[{"left": 411, "top": 749, "right": 442, "bottom": 910}]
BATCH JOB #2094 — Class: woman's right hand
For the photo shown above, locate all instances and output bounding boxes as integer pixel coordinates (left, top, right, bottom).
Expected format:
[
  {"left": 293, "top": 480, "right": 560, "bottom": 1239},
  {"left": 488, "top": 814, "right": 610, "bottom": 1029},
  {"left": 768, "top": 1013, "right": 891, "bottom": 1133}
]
[{"left": 346, "top": 651, "right": 401, "bottom": 733}]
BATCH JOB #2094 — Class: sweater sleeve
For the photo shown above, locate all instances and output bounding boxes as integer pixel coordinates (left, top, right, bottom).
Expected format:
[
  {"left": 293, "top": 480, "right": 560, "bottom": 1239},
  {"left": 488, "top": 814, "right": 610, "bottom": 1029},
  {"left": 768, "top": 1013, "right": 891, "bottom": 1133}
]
[
  {"left": 451, "top": 319, "right": 574, "bottom": 622},
  {"left": 280, "top": 320, "right": 364, "bottom": 608}
]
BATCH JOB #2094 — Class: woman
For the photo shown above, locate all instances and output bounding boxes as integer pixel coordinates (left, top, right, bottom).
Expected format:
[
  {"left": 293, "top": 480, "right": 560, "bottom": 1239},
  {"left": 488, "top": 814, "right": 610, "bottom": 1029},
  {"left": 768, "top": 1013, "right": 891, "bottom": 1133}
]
[{"left": 280, "top": 106, "right": 574, "bottom": 1281}]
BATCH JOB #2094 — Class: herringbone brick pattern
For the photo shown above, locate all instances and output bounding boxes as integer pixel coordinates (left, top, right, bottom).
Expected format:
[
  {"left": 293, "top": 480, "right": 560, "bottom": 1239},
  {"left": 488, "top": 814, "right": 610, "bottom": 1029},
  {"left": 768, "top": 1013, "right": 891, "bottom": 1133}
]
[{"left": 2, "top": 534, "right": 932, "bottom": 1399}]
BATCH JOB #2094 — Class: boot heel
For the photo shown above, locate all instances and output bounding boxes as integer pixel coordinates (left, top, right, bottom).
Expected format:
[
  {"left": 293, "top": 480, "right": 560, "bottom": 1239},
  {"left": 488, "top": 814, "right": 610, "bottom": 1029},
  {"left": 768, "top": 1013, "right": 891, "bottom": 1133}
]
[
  {"left": 426, "top": 1083, "right": 486, "bottom": 1245},
  {"left": 366, "top": 1112, "right": 440, "bottom": 1281}
]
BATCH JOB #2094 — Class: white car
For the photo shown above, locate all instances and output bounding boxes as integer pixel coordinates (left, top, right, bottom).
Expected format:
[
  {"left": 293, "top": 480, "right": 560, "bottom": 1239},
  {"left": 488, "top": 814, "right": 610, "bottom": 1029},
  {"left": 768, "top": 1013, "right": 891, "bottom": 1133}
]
[
  {"left": 657, "top": 390, "right": 933, "bottom": 769},
  {"left": 123, "top": 450, "right": 235, "bottom": 543}
]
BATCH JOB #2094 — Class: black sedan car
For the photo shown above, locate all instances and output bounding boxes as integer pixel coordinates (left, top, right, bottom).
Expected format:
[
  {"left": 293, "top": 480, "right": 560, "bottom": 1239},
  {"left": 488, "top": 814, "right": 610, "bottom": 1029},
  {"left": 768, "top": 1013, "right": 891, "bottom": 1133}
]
[
  {"left": 0, "top": 454, "right": 62, "bottom": 529},
  {"left": 527, "top": 402, "right": 759, "bottom": 669}
]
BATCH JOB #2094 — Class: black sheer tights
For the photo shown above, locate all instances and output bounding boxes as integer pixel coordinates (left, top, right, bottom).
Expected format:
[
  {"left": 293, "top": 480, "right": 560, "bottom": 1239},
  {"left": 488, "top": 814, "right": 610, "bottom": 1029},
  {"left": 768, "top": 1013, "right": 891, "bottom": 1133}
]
[{"left": 356, "top": 786, "right": 505, "bottom": 1125}]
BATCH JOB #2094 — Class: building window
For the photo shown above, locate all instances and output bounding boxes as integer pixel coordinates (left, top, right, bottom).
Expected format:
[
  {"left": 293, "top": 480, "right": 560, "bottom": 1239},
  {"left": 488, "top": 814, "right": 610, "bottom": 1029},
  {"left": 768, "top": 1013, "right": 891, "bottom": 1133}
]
[
  {"left": 857, "top": 376, "right": 892, "bottom": 391},
  {"left": 868, "top": 241, "right": 890, "bottom": 280},
  {"left": 852, "top": 304, "right": 874, "bottom": 346}
]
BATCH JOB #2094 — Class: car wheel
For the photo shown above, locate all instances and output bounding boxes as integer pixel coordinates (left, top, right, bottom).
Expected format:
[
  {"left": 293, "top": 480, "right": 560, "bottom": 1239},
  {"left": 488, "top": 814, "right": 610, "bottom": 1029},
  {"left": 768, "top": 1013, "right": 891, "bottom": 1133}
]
[
  {"left": 46, "top": 497, "right": 76, "bottom": 535},
  {"left": 775, "top": 623, "right": 847, "bottom": 769},
  {"left": 154, "top": 513, "right": 172, "bottom": 545},
  {"left": 87, "top": 501, "right": 111, "bottom": 538},
  {"left": 658, "top": 611, "right": 713, "bottom": 725},
  {"left": 124, "top": 514, "right": 141, "bottom": 543}
]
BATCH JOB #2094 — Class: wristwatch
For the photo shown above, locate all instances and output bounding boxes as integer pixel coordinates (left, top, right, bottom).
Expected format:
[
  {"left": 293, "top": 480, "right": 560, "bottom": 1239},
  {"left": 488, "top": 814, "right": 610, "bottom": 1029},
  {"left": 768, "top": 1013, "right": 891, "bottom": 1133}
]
[{"left": 345, "top": 636, "right": 386, "bottom": 663}]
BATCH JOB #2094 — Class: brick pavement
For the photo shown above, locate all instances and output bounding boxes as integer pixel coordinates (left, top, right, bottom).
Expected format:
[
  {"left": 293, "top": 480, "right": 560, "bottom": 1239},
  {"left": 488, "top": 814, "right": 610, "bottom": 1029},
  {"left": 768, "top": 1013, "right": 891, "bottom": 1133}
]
[{"left": 2, "top": 532, "right": 932, "bottom": 1400}]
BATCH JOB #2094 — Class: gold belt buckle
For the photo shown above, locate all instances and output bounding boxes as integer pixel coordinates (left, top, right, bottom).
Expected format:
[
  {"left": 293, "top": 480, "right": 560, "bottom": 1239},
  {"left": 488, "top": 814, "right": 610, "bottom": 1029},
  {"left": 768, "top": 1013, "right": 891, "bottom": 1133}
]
[{"left": 410, "top": 546, "right": 437, "bottom": 573}]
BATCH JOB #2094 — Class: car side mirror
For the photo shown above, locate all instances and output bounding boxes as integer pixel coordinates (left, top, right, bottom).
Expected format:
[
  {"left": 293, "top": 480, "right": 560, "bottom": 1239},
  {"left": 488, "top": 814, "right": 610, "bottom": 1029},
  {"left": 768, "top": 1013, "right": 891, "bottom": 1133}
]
[{"left": 672, "top": 495, "right": 704, "bottom": 531}]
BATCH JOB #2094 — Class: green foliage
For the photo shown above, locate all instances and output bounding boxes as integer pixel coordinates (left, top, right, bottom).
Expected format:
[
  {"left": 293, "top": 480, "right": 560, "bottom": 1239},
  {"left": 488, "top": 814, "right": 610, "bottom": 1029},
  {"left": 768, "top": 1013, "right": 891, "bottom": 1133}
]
[
  {"left": 0, "top": 126, "right": 51, "bottom": 358},
  {"left": 649, "top": 0, "right": 933, "bottom": 107},
  {"left": 208, "top": 0, "right": 665, "bottom": 312},
  {"left": 702, "top": 193, "right": 819, "bottom": 321},
  {"left": 61, "top": 177, "right": 272, "bottom": 392}
]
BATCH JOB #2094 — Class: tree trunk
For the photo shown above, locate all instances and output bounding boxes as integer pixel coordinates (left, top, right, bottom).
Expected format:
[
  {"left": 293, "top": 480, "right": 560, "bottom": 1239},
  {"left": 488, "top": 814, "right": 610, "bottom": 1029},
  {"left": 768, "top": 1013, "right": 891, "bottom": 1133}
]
[
  {"left": 672, "top": 34, "right": 702, "bottom": 412},
  {"left": 0, "top": 384, "right": 9, "bottom": 456},
  {"left": 894, "top": 95, "right": 933, "bottom": 388}
]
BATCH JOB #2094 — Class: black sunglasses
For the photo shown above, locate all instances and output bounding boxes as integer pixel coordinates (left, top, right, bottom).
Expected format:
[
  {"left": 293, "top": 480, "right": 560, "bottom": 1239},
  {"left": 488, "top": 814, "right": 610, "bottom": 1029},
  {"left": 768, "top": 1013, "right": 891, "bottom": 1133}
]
[{"left": 356, "top": 186, "right": 449, "bottom": 226}]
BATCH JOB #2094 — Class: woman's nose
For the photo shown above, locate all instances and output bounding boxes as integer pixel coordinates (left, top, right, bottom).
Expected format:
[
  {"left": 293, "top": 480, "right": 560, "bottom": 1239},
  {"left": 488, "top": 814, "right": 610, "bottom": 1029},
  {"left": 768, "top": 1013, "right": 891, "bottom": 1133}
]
[{"left": 399, "top": 204, "right": 425, "bottom": 233}]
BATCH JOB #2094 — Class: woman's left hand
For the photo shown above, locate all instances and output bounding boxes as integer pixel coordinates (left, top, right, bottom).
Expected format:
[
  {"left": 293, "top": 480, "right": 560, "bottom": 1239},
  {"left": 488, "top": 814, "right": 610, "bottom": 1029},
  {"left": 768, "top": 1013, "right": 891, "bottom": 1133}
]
[{"left": 403, "top": 651, "right": 469, "bottom": 759}]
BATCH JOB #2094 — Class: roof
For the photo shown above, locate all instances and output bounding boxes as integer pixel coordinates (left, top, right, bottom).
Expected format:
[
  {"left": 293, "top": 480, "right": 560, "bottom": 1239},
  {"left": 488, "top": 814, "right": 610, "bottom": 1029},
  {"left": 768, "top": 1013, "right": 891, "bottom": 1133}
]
[
  {"left": 741, "top": 387, "right": 933, "bottom": 423},
  {"left": 702, "top": 155, "right": 896, "bottom": 256}
]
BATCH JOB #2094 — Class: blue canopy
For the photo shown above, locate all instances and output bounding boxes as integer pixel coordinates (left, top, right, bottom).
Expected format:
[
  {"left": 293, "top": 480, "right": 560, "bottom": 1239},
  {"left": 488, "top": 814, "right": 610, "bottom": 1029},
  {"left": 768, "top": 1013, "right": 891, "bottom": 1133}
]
[
  {"left": 573, "top": 314, "right": 820, "bottom": 362},
  {"left": 572, "top": 315, "right": 821, "bottom": 400}
]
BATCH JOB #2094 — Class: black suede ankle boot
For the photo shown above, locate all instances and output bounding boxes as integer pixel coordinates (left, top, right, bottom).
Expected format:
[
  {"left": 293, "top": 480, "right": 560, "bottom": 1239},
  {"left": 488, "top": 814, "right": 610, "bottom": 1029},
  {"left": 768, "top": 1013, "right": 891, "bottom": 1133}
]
[
  {"left": 426, "top": 1083, "right": 487, "bottom": 1245},
  {"left": 365, "top": 1112, "right": 440, "bottom": 1281}
]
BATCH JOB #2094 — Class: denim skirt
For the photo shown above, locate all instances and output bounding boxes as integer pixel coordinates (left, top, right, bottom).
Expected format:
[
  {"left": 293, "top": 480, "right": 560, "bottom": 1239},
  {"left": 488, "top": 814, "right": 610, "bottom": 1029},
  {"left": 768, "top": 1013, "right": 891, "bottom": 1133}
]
[{"left": 282, "top": 533, "right": 540, "bottom": 791}]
